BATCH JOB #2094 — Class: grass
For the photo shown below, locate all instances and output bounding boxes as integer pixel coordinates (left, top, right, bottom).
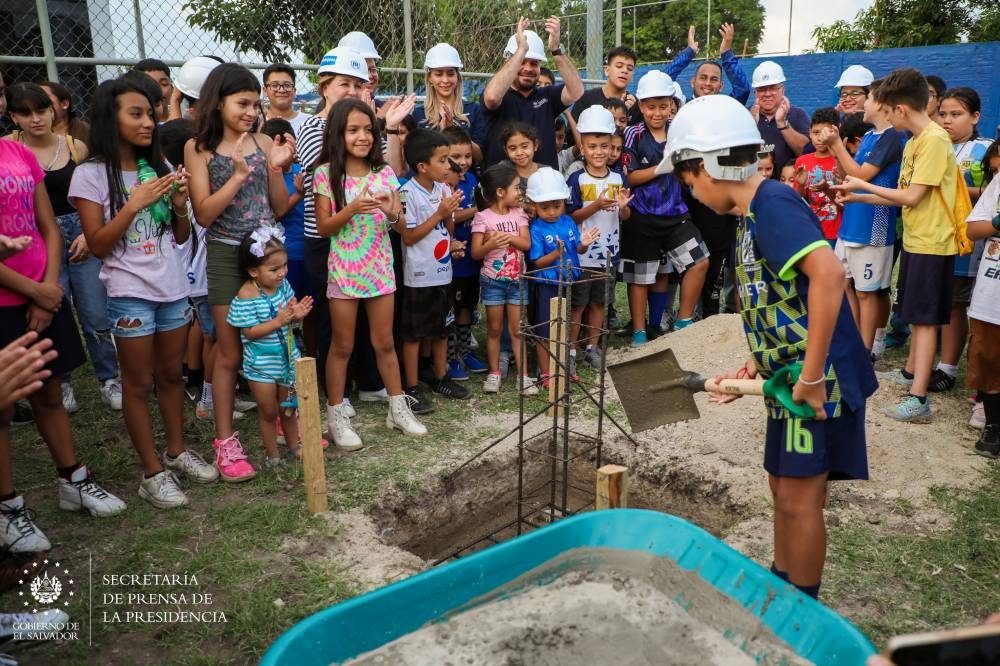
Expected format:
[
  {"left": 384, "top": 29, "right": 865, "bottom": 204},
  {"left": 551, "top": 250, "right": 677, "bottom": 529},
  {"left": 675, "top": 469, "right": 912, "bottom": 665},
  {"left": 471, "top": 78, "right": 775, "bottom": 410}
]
[{"left": 824, "top": 463, "right": 1000, "bottom": 646}]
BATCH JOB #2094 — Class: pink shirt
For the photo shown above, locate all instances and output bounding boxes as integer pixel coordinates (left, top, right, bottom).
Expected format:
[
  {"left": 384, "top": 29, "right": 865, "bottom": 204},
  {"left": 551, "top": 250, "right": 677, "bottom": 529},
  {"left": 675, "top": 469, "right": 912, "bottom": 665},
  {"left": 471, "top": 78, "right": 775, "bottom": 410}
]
[
  {"left": 471, "top": 207, "right": 528, "bottom": 281},
  {"left": 0, "top": 140, "right": 47, "bottom": 306}
]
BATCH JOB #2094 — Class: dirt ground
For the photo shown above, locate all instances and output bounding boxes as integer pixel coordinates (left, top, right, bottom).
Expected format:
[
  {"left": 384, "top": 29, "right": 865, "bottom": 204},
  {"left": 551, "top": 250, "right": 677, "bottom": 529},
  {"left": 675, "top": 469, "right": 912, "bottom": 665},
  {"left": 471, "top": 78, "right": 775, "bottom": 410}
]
[{"left": 321, "top": 313, "right": 993, "bottom": 657}]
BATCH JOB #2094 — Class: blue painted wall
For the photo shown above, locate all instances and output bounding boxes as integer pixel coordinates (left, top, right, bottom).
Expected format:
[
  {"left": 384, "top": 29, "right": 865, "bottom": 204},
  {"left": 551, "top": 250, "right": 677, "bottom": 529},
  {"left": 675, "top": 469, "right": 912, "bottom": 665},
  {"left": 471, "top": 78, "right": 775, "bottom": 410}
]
[{"left": 631, "top": 42, "right": 1000, "bottom": 139}]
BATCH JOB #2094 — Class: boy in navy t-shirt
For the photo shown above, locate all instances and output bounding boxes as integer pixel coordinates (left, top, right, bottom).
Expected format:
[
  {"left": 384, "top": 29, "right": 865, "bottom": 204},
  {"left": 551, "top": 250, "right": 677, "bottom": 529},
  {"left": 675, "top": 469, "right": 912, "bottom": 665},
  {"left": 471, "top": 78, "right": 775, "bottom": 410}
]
[
  {"left": 661, "top": 94, "right": 877, "bottom": 600},
  {"left": 818, "top": 79, "right": 906, "bottom": 359},
  {"left": 621, "top": 71, "right": 709, "bottom": 346}
]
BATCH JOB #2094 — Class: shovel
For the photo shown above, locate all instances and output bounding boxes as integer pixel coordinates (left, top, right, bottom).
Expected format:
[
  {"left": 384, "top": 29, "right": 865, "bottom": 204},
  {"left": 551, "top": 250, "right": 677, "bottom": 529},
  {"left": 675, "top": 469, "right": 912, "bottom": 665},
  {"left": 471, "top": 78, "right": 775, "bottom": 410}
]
[{"left": 607, "top": 348, "right": 815, "bottom": 433}]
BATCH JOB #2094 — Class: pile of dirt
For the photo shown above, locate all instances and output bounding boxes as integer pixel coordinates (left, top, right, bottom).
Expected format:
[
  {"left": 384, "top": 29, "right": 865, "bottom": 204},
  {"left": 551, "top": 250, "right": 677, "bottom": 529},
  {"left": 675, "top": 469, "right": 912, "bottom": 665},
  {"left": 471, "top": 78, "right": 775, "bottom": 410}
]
[
  {"left": 604, "top": 314, "right": 989, "bottom": 539},
  {"left": 343, "top": 548, "right": 810, "bottom": 666}
]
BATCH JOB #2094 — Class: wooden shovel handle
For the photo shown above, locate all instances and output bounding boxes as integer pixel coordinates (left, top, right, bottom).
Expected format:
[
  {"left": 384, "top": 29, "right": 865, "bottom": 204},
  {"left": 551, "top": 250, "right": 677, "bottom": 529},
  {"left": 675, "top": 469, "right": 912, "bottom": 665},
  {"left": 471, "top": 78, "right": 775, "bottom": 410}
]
[{"left": 702, "top": 377, "right": 766, "bottom": 396}]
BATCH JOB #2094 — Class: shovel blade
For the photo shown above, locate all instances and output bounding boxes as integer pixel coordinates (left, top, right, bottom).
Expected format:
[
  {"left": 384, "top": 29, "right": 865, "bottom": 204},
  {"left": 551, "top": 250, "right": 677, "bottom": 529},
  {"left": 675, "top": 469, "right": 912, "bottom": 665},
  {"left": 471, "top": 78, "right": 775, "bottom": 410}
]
[{"left": 607, "top": 348, "right": 701, "bottom": 432}]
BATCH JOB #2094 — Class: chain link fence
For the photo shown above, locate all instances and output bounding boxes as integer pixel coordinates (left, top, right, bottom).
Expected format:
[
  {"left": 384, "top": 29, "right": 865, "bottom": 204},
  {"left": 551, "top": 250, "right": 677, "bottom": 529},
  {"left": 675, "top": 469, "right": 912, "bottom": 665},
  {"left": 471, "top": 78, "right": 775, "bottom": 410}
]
[{"left": 1, "top": 0, "right": 744, "bottom": 118}]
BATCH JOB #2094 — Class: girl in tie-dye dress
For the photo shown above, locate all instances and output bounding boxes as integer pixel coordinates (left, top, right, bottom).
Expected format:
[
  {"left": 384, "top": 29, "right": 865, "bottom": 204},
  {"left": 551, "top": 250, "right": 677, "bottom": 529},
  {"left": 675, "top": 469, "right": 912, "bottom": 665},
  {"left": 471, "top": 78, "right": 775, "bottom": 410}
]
[{"left": 312, "top": 99, "right": 426, "bottom": 450}]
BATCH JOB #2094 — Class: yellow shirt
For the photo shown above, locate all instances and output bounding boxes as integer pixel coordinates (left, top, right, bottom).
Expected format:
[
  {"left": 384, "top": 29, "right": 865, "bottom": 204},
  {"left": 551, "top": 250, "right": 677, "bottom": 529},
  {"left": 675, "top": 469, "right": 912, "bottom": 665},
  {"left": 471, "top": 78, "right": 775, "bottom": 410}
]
[{"left": 898, "top": 122, "right": 958, "bottom": 255}]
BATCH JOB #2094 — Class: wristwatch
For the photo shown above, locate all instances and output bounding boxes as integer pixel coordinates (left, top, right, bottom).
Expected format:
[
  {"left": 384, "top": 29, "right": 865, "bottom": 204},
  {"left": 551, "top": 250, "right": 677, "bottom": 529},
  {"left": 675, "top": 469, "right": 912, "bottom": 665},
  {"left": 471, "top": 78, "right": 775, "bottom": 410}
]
[
  {"left": 551, "top": 44, "right": 565, "bottom": 56},
  {"left": 777, "top": 123, "right": 789, "bottom": 130}
]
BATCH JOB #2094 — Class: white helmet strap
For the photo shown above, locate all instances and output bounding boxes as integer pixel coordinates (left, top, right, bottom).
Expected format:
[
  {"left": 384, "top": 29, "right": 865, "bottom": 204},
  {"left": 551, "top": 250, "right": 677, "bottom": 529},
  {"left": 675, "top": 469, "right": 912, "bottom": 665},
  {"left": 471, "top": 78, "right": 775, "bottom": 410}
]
[{"left": 674, "top": 147, "right": 758, "bottom": 182}]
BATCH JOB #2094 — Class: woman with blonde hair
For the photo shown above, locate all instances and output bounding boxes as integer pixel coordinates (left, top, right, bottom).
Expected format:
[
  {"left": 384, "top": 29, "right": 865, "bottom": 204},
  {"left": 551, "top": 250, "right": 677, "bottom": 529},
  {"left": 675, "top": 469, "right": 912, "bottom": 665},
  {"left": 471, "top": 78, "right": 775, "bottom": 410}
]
[{"left": 413, "top": 43, "right": 486, "bottom": 162}]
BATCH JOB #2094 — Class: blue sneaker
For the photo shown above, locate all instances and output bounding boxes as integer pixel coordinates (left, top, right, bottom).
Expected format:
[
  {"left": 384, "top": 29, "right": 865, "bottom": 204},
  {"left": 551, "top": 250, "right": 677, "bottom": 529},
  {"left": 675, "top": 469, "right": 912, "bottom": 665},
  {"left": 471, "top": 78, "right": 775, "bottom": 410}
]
[
  {"left": 631, "top": 330, "right": 648, "bottom": 347},
  {"left": 447, "top": 359, "right": 469, "bottom": 381},
  {"left": 883, "top": 395, "right": 931, "bottom": 423},
  {"left": 462, "top": 353, "right": 488, "bottom": 374},
  {"left": 674, "top": 317, "right": 695, "bottom": 331}
]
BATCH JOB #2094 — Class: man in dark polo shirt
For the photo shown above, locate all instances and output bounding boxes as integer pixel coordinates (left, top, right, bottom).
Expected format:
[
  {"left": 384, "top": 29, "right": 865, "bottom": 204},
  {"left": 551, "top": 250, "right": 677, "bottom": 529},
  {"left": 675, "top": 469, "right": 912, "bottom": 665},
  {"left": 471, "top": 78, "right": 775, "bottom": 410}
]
[
  {"left": 749, "top": 61, "right": 809, "bottom": 176},
  {"left": 482, "top": 16, "right": 584, "bottom": 168}
]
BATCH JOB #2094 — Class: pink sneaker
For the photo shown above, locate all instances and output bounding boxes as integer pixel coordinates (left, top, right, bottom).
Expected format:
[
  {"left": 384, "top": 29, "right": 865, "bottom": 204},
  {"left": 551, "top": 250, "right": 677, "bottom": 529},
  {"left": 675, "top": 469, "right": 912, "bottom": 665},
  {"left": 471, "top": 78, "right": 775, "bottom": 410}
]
[{"left": 213, "top": 432, "right": 257, "bottom": 482}]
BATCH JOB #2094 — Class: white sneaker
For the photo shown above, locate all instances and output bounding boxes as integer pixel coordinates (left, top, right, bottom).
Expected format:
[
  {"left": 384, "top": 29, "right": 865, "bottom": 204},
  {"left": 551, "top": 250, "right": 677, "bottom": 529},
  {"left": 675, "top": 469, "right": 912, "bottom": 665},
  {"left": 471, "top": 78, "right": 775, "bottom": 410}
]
[
  {"left": 358, "top": 388, "right": 389, "bottom": 403},
  {"left": 0, "top": 609, "right": 69, "bottom": 641},
  {"left": 328, "top": 404, "right": 363, "bottom": 451},
  {"left": 483, "top": 373, "right": 502, "bottom": 393},
  {"left": 520, "top": 376, "right": 540, "bottom": 396},
  {"left": 970, "top": 402, "right": 986, "bottom": 430},
  {"left": 61, "top": 382, "right": 79, "bottom": 414},
  {"left": 0, "top": 496, "right": 50, "bottom": 553},
  {"left": 386, "top": 394, "right": 428, "bottom": 436},
  {"left": 234, "top": 396, "right": 257, "bottom": 412},
  {"left": 163, "top": 450, "right": 219, "bottom": 484},
  {"left": 138, "top": 471, "right": 188, "bottom": 509},
  {"left": 100, "top": 379, "right": 123, "bottom": 411},
  {"left": 58, "top": 466, "right": 126, "bottom": 517},
  {"left": 340, "top": 398, "right": 357, "bottom": 418}
]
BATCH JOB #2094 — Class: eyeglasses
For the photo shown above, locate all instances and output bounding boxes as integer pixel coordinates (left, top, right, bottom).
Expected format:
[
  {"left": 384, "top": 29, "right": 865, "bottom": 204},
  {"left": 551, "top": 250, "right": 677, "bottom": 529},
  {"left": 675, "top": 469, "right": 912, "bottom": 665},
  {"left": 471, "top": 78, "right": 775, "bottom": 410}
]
[
  {"left": 838, "top": 90, "right": 867, "bottom": 99},
  {"left": 265, "top": 82, "right": 295, "bottom": 92}
]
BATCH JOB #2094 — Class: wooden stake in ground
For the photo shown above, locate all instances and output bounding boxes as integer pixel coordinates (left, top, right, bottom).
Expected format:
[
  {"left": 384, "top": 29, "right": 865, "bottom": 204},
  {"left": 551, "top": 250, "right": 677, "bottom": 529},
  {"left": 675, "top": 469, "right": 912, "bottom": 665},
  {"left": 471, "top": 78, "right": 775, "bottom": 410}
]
[
  {"left": 295, "top": 357, "right": 328, "bottom": 514},
  {"left": 547, "top": 296, "right": 568, "bottom": 418},
  {"left": 596, "top": 465, "right": 629, "bottom": 509}
]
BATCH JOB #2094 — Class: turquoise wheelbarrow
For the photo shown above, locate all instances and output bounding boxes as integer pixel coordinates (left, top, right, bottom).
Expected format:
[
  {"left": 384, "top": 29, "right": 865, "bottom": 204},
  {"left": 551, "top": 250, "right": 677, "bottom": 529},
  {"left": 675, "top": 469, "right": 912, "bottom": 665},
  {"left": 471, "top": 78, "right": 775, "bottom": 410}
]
[{"left": 262, "top": 510, "right": 874, "bottom": 665}]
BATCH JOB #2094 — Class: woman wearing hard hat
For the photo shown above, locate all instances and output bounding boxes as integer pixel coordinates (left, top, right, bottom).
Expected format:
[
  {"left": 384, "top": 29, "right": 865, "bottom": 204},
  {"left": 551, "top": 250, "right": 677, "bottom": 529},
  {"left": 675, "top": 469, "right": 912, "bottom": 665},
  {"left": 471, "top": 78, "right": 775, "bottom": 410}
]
[
  {"left": 413, "top": 43, "right": 487, "bottom": 162},
  {"left": 338, "top": 32, "right": 381, "bottom": 104}
]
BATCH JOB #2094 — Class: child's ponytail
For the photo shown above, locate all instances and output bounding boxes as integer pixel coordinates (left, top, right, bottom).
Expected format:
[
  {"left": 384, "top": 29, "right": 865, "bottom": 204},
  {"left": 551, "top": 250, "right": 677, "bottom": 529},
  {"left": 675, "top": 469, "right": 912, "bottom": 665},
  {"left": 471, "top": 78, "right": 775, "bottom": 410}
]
[{"left": 475, "top": 162, "right": 519, "bottom": 212}]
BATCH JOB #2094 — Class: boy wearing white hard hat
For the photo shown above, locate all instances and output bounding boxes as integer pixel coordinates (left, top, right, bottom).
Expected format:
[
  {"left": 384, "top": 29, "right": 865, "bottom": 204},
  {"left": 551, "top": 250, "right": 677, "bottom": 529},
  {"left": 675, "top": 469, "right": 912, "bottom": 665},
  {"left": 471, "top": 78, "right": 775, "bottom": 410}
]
[
  {"left": 413, "top": 43, "right": 487, "bottom": 162},
  {"left": 482, "top": 16, "right": 584, "bottom": 169},
  {"left": 750, "top": 61, "right": 809, "bottom": 177},
  {"left": 660, "top": 93, "right": 876, "bottom": 603},
  {"left": 526, "top": 167, "right": 600, "bottom": 382},
  {"left": 835, "top": 65, "right": 874, "bottom": 115},
  {"left": 567, "top": 105, "right": 632, "bottom": 369},
  {"left": 620, "top": 71, "right": 709, "bottom": 346}
]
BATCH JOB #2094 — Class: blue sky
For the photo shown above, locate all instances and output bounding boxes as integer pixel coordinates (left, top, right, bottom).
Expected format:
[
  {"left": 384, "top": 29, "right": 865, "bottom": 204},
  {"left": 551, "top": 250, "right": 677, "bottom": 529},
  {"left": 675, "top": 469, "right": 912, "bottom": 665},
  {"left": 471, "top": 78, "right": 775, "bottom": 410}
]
[{"left": 758, "top": 0, "right": 871, "bottom": 54}]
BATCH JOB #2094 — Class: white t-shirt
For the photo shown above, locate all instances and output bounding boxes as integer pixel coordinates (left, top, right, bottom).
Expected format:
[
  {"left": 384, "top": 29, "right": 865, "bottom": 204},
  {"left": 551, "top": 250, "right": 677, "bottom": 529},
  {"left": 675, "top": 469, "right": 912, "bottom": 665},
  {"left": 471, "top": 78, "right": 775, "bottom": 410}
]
[
  {"left": 68, "top": 162, "right": 190, "bottom": 301},
  {"left": 566, "top": 168, "right": 624, "bottom": 269},
  {"left": 967, "top": 175, "right": 1000, "bottom": 325},
  {"left": 399, "top": 179, "right": 453, "bottom": 288},
  {"left": 181, "top": 215, "right": 209, "bottom": 298}
]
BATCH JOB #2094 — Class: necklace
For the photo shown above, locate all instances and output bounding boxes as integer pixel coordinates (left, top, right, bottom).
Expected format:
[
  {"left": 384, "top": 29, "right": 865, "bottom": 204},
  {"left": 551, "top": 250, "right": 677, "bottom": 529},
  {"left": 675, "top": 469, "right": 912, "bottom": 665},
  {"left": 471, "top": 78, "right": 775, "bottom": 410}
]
[{"left": 17, "top": 132, "right": 62, "bottom": 170}]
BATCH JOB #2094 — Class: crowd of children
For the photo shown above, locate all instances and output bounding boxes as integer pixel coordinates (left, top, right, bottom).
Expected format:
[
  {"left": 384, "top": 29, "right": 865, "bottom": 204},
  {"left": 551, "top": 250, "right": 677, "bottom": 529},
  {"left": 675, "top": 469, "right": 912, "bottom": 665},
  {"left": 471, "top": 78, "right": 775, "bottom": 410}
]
[{"left": 0, "top": 21, "right": 998, "bottom": 614}]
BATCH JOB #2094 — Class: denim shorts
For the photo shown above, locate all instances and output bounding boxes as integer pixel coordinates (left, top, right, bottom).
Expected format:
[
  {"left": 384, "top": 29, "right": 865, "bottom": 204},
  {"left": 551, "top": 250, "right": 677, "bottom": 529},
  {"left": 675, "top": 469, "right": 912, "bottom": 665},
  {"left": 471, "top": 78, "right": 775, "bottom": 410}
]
[
  {"left": 108, "top": 296, "right": 192, "bottom": 338},
  {"left": 479, "top": 275, "right": 528, "bottom": 307},
  {"left": 190, "top": 295, "right": 216, "bottom": 340}
]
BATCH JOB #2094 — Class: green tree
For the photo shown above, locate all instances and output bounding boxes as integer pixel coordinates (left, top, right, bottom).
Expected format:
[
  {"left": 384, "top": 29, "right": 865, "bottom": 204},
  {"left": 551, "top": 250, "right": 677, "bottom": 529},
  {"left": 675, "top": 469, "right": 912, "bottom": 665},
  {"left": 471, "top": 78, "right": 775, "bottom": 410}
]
[
  {"left": 183, "top": 0, "right": 763, "bottom": 70},
  {"left": 812, "top": 0, "right": 976, "bottom": 52},
  {"left": 614, "top": 0, "right": 764, "bottom": 63}
]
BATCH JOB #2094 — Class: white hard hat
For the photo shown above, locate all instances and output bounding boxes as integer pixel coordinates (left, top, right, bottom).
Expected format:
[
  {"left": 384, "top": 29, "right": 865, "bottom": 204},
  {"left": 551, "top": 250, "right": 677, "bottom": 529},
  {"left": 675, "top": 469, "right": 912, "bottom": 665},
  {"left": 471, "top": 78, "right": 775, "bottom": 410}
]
[
  {"left": 338, "top": 31, "right": 380, "bottom": 60},
  {"left": 503, "top": 30, "right": 547, "bottom": 62},
  {"left": 636, "top": 70, "right": 676, "bottom": 100},
  {"left": 656, "top": 95, "right": 763, "bottom": 180},
  {"left": 671, "top": 82, "right": 686, "bottom": 105},
  {"left": 174, "top": 56, "right": 221, "bottom": 99},
  {"left": 576, "top": 105, "right": 616, "bottom": 135},
  {"left": 751, "top": 61, "right": 786, "bottom": 88},
  {"left": 424, "top": 43, "right": 463, "bottom": 71},
  {"left": 525, "top": 167, "right": 570, "bottom": 202},
  {"left": 835, "top": 64, "right": 874, "bottom": 89},
  {"left": 317, "top": 46, "right": 370, "bottom": 82}
]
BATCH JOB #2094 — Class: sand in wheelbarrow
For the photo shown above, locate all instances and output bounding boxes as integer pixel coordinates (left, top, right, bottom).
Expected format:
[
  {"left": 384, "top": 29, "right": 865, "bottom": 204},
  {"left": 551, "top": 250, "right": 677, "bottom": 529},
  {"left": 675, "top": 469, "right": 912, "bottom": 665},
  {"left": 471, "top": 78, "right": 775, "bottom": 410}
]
[{"left": 343, "top": 548, "right": 811, "bottom": 666}]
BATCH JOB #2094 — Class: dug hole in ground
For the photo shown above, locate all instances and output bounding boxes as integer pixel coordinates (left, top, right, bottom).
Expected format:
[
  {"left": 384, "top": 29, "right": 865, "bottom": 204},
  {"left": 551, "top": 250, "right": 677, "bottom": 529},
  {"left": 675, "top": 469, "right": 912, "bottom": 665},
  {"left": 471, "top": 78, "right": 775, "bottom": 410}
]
[{"left": 292, "top": 314, "right": 988, "bottom": 660}]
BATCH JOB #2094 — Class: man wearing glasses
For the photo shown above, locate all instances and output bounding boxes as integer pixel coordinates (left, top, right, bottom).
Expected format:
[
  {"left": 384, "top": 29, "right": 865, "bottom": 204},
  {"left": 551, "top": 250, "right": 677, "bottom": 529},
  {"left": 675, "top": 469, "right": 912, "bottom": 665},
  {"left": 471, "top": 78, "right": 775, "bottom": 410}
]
[
  {"left": 835, "top": 65, "right": 874, "bottom": 116},
  {"left": 263, "top": 63, "right": 306, "bottom": 136},
  {"left": 749, "top": 61, "right": 809, "bottom": 179}
]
